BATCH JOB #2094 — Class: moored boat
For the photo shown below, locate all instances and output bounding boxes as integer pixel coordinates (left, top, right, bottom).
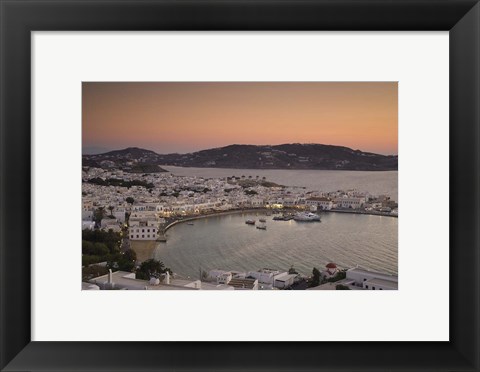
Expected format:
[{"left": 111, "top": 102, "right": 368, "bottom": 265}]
[
  {"left": 293, "top": 212, "right": 321, "bottom": 222},
  {"left": 273, "top": 213, "right": 294, "bottom": 221},
  {"left": 245, "top": 219, "right": 256, "bottom": 225}
]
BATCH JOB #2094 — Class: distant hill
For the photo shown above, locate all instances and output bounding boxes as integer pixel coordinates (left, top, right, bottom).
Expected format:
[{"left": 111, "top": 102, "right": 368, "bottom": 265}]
[
  {"left": 82, "top": 147, "right": 168, "bottom": 173},
  {"left": 83, "top": 144, "right": 398, "bottom": 171}
]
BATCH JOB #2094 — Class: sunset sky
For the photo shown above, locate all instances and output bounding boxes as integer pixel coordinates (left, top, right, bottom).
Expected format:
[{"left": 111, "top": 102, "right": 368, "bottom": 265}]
[{"left": 82, "top": 82, "right": 397, "bottom": 155}]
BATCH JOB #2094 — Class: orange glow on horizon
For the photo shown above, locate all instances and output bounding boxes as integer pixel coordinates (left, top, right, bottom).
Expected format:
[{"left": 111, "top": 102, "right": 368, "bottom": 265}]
[{"left": 83, "top": 82, "right": 397, "bottom": 155}]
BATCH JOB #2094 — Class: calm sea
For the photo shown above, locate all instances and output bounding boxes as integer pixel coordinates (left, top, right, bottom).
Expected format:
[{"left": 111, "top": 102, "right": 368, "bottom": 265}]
[
  {"left": 154, "top": 212, "right": 397, "bottom": 278},
  {"left": 154, "top": 167, "right": 398, "bottom": 279},
  {"left": 161, "top": 166, "right": 398, "bottom": 200}
]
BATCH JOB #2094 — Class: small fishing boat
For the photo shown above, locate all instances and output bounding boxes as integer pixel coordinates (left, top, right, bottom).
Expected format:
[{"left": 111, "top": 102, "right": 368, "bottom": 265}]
[{"left": 245, "top": 219, "right": 256, "bottom": 225}]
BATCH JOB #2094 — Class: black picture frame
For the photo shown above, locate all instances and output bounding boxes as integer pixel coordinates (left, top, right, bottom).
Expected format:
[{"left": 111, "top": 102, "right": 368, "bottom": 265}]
[{"left": 1, "top": 1, "right": 479, "bottom": 371}]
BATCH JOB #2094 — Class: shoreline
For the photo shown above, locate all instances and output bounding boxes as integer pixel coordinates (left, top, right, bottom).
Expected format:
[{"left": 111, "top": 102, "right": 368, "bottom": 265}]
[
  {"left": 161, "top": 165, "right": 398, "bottom": 172},
  {"left": 163, "top": 208, "right": 270, "bottom": 232},
  {"left": 326, "top": 209, "right": 398, "bottom": 218},
  {"left": 163, "top": 207, "right": 397, "bottom": 232}
]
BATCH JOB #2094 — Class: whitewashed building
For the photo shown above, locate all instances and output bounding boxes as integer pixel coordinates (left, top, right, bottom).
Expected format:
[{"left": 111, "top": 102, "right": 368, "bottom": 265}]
[
  {"left": 336, "top": 197, "right": 365, "bottom": 209},
  {"left": 247, "top": 268, "right": 281, "bottom": 284},
  {"left": 346, "top": 268, "right": 398, "bottom": 290},
  {"left": 306, "top": 197, "right": 333, "bottom": 210},
  {"left": 217, "top": 272, "right": 233, "bottom": 285},
  {"left": 82, "top": 221, "right": 95, "bottom": 230},
  {"left": 273, "top": 273, "right": 296, "bottom": 288},
  {"left": 321, "top": 262, "right": 339, "bottom": 279},
  {"left": 129, "top": 221, "right": 158, "bottom": 240}
]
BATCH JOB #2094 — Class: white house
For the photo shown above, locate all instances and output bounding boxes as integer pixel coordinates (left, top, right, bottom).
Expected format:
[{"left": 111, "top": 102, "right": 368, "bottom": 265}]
[
  {"left": 208, "top": 269, "right": 223, "bottom": 279},
  {"left": 129, "top": 221, "right": 158, "bottom": 240},
  {"left": 305, "top": 197, "right": 333, "bottom": 210},
  {"left": 272, "top": 273, "right": 296, "bottom": 288},
  {"left": 227, "top": 278, "right": 258, "bottom": 290},
  {"left": 247, "top": 268, "right": 280, "bottom": 284},
  {"left": 321, "top": 262, "right": 339, "bottom": 279},
  {"left": 346, "top": 268, "right": 398, "bottom": 290},
  {"left": 336, "top": 197, "right": 365, "bottom": 209},
  {"left": 82, "top": 210, "right": 94, "bottom": 221},
  {"left": 217, "top": 272, "right": 233, "bottom": 285},
  {"left": 101, "top": 218, "right": 119, "bottom": 229},
  {"left": 82, "top": 221, "right": 95, "bottom": 230}
]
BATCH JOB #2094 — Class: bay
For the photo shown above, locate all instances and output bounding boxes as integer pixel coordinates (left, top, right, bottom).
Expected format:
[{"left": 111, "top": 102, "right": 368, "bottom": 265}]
[{"left": 154, "top": 211, "right": 398, "bottom": 279}]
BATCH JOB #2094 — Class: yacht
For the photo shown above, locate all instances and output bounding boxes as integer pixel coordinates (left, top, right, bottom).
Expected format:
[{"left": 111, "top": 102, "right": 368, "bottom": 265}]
[
  {"left": 293, "top": 212, "right": 321, "bottom": 222},
  {"left": 245, "top": 219, "right": 256, "bottom": 225}
]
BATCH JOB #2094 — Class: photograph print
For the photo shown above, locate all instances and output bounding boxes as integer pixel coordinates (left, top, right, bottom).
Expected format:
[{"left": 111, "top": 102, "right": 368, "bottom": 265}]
[{"left": 81, "top": 82, "right": 398, "bottom": 291}]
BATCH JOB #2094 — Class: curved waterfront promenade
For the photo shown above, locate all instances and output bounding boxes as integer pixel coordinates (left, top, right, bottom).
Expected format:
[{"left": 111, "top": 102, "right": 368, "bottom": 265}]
[
  {"left": 162, "top": 207, "right": 397, "bottom": 233},
  {"left": 163, "top": 208, "right": 270, "bottom": 232},
  {"left": 326, "top": 209, "right": 398, "bottom": 218}
]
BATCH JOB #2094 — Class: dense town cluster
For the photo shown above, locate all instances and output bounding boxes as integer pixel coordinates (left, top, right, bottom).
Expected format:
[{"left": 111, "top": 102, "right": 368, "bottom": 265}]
[{"left": 82, "top": 167, "right": 398, "bottom": 235}]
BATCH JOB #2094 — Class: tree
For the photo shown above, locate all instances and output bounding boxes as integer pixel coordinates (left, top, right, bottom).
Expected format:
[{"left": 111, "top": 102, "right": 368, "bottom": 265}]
[
  {"left": 126, "top": 197, "right": 134, "bottom": 204},
  {"left": 309, "top": 267, "right": 321, "bottom": 288},
  {"left": 93, "top": 207, "right": 106, "bottom": 225},
  {"left": 336, "top": 284, "right": 351, "bottom": 290},
  {"left": 288, "top": 265, "right": 298, "bottom": 275},
  {"left": 124, "top": 249, "right": 137, "bottom": 262},
  {"left": 92, "top": 242, "right": 109, "bottom": 256},
  {"left": 116, "top": 249, "right": 137, "bottom": 272},
  {"left": 82, "top": 240, "right": 95, "bottom": 255},
  {"left": 136, "top": 259, "right": 171, "bottom": 280},
  {"left": 82, "top": 229, "right": 122, "bottom": 254},
  {"left": 108, "top": 205, "right": 115, "bottom": 217}
]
